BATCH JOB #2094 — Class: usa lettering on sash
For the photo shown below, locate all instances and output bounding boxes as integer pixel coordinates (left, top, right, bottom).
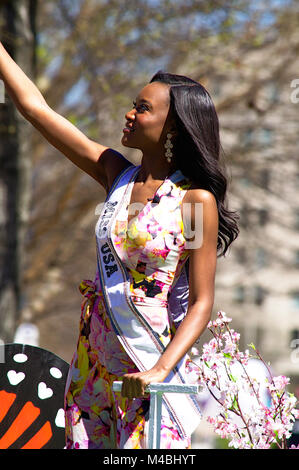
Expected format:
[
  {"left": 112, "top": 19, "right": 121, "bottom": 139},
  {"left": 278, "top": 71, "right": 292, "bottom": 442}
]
[{"left": 100, "top": 242, "right": 118, "bottom": 277}]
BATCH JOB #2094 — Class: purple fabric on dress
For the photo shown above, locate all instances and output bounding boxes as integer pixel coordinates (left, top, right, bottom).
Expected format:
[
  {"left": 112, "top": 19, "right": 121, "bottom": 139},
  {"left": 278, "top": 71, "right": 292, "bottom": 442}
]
[{"left": 167, "top": 259, "right": 189, "bottom": 330}]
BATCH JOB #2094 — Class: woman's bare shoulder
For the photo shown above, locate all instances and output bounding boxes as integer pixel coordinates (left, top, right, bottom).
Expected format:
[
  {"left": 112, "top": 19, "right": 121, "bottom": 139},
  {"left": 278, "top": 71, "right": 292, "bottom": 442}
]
[{"left": 183, "top": 184, "right": 217, "bottom": 206}]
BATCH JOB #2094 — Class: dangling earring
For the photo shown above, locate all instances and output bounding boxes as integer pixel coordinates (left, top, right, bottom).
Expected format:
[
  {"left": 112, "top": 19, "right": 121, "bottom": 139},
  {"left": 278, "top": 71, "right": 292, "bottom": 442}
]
[{"left": 165, "top": 133, "right": 173, "bottom": 163}]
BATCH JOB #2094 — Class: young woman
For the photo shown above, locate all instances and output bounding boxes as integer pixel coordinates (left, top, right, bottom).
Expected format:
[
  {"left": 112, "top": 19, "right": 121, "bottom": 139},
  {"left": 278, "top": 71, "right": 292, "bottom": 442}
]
[{"left": 0, "top": 43, "right": 239, "bottom": 449}]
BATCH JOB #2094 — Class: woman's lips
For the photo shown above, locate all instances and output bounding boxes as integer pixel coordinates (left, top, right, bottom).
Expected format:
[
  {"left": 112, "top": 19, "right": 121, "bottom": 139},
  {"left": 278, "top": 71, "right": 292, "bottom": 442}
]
[{"left": 123, "top": 124, "right": 135, "bottom": 133}]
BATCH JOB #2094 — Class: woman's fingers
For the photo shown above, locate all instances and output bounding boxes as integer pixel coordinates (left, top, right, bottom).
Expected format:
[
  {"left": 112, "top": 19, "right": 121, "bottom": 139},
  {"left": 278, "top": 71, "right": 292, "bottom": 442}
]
[
  {"left": 121, "top": 373, "right": 148, "bottom": 399},
  {"left": 120, "top": 368, "right": 168, "bottom": 398}
]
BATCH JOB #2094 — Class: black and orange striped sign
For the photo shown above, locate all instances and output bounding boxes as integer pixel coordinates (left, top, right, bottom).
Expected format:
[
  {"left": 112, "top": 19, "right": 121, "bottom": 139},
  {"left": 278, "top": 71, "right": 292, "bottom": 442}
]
[{"left": 0, "top": 343, "right": 69, "bottom": 449}]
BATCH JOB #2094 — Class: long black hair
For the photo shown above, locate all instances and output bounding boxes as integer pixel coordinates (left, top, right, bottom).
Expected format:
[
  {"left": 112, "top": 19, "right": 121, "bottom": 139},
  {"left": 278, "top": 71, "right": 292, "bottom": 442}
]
[{"left": 150, "top": 71, "right": 239, "bottom": 258}]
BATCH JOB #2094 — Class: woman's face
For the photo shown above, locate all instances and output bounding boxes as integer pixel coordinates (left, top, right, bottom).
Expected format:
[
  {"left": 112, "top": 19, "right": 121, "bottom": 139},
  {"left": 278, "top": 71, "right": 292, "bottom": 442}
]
[{"left": 121, "top": 81, "right": 172, "bottom": 154}]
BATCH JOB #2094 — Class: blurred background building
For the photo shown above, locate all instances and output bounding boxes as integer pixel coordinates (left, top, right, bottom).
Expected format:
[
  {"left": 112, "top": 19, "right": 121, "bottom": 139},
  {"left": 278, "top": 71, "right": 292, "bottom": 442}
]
[
  {"left": 191, "top": 25, "right": 299, "bottom": 446},
  {"left": 201, "top": 22, "right": 299, "bottom": 386},
  {"left": 0, "top": 0, "right": 298, "bottom": 449}
]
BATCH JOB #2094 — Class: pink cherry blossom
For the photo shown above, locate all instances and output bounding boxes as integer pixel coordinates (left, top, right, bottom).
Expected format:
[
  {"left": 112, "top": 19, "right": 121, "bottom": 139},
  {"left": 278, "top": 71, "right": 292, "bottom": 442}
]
[{"left": 190, "top": 310, "right": 299, "bottom": 449}]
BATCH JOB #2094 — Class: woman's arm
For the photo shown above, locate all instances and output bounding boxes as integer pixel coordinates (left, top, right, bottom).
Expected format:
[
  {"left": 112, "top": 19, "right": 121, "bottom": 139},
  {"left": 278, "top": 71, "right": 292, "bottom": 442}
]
[
  {"left": 0, "top": 42, "right": 46, "bottom": 111},
  {"left": 121, "top": 189, "right": 219, "bottom": 398},
  {"left": 0, "top": 42, "right": 130, "bottom": 190}
]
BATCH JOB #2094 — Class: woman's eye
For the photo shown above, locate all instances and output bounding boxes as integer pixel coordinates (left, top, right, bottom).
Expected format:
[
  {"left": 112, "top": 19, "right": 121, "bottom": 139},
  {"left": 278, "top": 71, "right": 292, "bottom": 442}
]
[{"left": 133, "top": 101, "right": 148, "bottom": 112}]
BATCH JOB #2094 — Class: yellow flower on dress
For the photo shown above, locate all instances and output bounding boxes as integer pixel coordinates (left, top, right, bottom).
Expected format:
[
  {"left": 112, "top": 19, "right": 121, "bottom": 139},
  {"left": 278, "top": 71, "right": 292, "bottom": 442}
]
[{"left": 72, "top": 339, "right": 90, "bottom": 397}]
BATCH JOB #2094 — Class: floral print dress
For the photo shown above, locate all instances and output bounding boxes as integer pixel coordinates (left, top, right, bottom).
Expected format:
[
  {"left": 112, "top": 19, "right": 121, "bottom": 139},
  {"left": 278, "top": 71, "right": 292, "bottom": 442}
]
[{"left": 64, "top": 166, "right": 193, "bottom": 449}]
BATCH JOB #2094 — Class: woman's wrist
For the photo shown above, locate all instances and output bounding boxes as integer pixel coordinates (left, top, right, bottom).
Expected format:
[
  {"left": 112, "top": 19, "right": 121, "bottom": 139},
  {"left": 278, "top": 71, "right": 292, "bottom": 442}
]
[{"left": 151, "top": 362, "right": 172, "bottom": 381}]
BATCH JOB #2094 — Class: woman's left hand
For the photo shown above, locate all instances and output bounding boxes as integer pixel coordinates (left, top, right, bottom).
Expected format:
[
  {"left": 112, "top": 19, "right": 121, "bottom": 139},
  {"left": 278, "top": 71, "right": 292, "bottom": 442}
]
[{"left": 121, "top": 368, "right": 169, "bottom": 399}]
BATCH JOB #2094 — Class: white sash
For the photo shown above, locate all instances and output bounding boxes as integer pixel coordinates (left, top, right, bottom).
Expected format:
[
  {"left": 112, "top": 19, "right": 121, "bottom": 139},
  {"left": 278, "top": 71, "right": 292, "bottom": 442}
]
[{"left": 95, "top": 164, "right": 202, "bottom": 439}]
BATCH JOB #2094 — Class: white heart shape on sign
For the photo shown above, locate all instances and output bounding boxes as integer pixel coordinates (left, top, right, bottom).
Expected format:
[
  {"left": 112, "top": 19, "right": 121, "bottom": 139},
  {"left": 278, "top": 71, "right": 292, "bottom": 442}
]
[
  {"left": 7, "top": 370, "right": 25, "bottom": 386},
  {"left": 55, "top": 408, "right": 65, "bottom": 428},
  {"left": 38, "top": 382, "right": 53, "bottom": 400}
]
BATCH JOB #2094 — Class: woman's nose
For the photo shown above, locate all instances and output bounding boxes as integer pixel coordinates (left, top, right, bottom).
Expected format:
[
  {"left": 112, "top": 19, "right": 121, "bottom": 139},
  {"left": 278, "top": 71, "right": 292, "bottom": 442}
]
[{"left": 125, "top": 107, "right": 136, "bottom": 121}]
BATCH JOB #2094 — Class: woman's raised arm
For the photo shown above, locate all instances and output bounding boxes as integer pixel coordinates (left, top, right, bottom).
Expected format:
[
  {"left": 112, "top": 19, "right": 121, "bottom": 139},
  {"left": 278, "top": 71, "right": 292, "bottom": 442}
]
[{"left": 0, "top": 42, "right": 130, "bottom": 191}]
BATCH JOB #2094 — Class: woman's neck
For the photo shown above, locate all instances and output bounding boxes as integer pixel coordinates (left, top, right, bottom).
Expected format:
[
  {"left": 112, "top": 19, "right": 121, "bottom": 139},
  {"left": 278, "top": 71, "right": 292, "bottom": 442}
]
[{"left": 137, "top": 154, "right": 176, "bottom": 183}]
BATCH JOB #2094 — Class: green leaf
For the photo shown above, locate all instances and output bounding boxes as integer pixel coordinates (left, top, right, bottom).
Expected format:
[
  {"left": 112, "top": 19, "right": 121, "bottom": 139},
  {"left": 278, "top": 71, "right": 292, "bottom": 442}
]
[
  {"left": 232, "top": 396, "right": 239, "bottom": 410},
  {"left": 223, "top": 353, "right": 232, "bottom": 359}
]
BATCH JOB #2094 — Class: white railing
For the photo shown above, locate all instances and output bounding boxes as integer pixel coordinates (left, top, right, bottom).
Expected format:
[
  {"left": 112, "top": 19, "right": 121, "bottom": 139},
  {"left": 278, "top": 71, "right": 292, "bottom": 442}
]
[{"left": 112, "top": 381, "right": 199, "bottom": 449}]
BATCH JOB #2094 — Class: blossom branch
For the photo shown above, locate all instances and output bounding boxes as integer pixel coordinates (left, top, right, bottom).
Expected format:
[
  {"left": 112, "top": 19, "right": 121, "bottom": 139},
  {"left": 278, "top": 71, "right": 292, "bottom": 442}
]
[{"left": 191, "top": 311, "right": 299, "bottom": 449}]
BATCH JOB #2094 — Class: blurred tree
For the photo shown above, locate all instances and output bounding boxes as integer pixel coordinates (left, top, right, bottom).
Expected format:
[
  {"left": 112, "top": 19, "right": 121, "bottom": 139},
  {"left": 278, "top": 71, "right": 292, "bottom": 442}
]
[
  {"left": 0, "top": 0, "right": 37, "bottom": 342},
  {"left": 26, "top": 0, "right": 298, "bottom": 293},
  {"left": 24, "top": 0, "right": 244, "bottom": 301}
]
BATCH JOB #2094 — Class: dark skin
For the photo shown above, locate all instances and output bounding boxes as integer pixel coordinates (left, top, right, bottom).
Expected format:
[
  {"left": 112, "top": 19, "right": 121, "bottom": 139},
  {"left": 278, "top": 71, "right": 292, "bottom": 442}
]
[{"left": 0, "top": 42, "right": 218, "bottom": 399}]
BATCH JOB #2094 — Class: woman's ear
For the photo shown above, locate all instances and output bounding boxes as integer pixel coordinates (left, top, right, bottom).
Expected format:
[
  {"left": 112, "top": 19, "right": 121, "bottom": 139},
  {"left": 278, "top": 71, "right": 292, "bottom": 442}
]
[
  {"left": 164, "top": 110, "right": 178, "bottom": 139},
  {"left": 171, "top": 126, "right": 178, "bottom": 138},
  {"left": 167, "top": 121, "right": 178, "bottom": 138}
]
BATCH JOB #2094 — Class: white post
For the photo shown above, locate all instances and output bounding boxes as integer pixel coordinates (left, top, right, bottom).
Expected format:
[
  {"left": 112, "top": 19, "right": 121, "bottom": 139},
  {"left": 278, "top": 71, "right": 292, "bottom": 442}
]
[
  {"left": 112, "top": 381, "right": 199, "bottom": 449},
  {"left": 148, "top": 390, "right": 157, "bottom": 448}
]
